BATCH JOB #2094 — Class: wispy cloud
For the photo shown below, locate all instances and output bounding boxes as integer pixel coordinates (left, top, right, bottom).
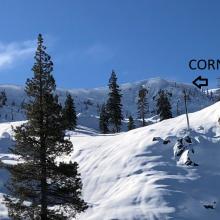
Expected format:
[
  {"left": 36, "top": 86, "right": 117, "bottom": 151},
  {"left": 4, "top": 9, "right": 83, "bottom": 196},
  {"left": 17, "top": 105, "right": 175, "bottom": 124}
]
[
  {"left": 0, "top": 40, "right": 35, "bottom": 69},
  {"left": 53, "top": 42, "right": 116, "bottom": 68},
  {"left": 84, "top": 43, "right": 115, "bottom": 62}
]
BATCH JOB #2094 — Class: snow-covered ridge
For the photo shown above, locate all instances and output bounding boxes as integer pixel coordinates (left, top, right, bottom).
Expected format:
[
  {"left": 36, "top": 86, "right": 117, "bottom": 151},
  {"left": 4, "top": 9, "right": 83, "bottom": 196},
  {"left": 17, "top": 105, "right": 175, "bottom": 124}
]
[
  {"left": 0, "top": 78, "right": 213, "bottom": 129},
  {"left": 1, "top": 102, "right": 220, "bottom": 219},
  {"left": 69, "top": 102, "right": 220, "bottom": 219}
]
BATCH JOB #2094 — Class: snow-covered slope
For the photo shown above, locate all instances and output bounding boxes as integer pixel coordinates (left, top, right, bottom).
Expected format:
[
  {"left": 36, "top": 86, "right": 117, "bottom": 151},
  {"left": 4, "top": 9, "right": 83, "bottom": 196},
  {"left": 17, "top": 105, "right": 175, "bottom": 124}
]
[
  {"left": 1, "top": 102, "right": 220, "bottom": 219},
  {"left": 70, "top": 102, "right": 220, "bottom": 220},
  {"left": 0, "top": 78, "right": 213, "bottom": 130}
]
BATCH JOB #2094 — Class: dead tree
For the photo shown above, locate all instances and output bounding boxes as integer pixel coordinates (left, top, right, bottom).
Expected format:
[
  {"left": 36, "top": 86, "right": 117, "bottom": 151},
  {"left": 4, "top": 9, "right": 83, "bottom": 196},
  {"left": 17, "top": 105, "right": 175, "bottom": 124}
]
[{"left": 183, "top": 89, "right": 190, "bottom": 130}]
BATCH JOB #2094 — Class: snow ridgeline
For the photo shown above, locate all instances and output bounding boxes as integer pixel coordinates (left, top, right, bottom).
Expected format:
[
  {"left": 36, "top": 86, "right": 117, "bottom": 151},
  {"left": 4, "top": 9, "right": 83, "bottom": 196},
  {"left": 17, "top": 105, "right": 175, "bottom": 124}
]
[
  {"left": 0, "top": 102, "right": 220, "bottom": 219},
  {"left": 0, "top": 77, "right": 213, "bottom": 130}
]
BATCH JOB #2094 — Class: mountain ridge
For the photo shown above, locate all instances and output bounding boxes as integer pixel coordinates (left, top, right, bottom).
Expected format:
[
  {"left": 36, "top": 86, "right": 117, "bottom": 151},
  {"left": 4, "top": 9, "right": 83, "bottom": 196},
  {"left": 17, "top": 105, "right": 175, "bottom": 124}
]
[{"left": 0, "top": 78, "right": 213, "bottom": 130}]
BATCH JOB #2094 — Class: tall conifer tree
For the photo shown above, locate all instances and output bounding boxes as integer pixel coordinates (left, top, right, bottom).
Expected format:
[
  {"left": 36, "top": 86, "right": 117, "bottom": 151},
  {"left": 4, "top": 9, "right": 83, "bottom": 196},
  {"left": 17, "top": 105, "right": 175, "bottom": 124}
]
[
  {"left": 4, "top": 34, "right": 87, "bottom": 219},
  {"left": 137, "top": 87, "right": 148, "bottom": 126},
  {"left": 106, "top": 70, "right": 123, "bottom": 133},
  {"left": 156, "top": 89, "right": 172, "bottom": 121},
  {"left": 63, "top": 93, "right": 77, "bottom": 130}
]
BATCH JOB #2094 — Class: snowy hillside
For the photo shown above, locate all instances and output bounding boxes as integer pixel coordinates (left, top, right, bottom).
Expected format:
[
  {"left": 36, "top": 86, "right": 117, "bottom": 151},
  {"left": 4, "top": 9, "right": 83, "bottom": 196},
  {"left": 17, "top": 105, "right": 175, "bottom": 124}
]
[
  {"left": 71, "top": 102, "right": 220, "bottom": 220},
  {"left": 1, "top": 102, "right": 220, "bottom": 219},
  {"left": 0, "top": 78, "right": 213, "bottom": 130}
]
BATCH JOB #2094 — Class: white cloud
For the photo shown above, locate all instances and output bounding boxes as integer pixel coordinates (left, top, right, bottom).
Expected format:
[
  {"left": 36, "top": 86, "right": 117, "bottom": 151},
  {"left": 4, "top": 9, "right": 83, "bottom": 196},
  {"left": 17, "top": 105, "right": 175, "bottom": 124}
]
[{"left": 0, "top": 40, "right": 35, "bottom": 69}]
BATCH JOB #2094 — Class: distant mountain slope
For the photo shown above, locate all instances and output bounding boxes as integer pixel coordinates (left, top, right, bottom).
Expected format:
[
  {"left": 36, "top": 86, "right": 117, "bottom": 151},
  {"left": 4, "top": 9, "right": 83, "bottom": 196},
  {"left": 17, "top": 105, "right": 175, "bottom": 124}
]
[{"left": 0, "top": 78, "right": 213, "bottom": 129}]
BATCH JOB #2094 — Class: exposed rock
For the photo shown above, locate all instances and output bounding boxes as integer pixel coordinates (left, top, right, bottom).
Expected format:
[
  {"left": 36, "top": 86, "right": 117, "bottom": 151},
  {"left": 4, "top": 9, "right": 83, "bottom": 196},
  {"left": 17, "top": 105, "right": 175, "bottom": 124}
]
[
  {"left": 152, "top": 137, "right": 160, "bottom": 141},
  {"left": 178, "top": 149, "right": 198, "bottom": 166},
  {"left": 203, "top": 201, "right": 216, "bottom": 209},
  {"left": 163, "top": 139, "right": 170, "bottom": 145},
  {"left": 183, "top": 135, "right": 192, "bottom": 144},
  {"left": 173, "top": 139, "right": 185, "bottom": 157}
]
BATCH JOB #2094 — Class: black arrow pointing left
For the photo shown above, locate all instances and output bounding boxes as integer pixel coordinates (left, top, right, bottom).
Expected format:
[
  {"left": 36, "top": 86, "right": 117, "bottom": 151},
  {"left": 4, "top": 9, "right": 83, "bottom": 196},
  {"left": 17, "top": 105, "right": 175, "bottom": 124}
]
[{"left": 192, "top": 76, "right": 208, "bottom": 89}]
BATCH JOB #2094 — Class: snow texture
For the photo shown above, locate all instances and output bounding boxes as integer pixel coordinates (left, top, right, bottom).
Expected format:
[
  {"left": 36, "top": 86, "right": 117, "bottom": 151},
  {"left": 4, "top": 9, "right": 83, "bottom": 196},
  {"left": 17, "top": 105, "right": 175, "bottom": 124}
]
[{"left": 0, "top": 101, "right": 220, "bottom": 219}]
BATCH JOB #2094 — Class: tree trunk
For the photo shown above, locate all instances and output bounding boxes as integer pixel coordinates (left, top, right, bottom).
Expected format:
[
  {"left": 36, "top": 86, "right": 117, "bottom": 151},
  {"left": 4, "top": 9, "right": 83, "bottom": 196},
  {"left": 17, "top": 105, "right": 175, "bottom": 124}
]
[
  {"left": 183, "top": 91, "right": 190, "bottom": 130},
  {"left": 41, "top": 150, "right": 47, "bottom": 219}
]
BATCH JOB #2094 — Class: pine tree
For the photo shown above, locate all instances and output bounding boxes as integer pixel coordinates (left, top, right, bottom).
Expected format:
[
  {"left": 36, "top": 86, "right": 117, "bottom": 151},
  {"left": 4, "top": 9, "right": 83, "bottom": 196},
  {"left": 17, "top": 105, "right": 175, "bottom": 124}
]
[
  {"left": 106, "top": 70, "right": 123, "bottom": 133},
  {"left": 176, "top": 100, "right": 180, "bottom": 116},
  {"left": 99, "top": 103, "right": 109, "bottom": 134},
  {"left": 0, "top": 90, "right": 7, "bottom": 107},
  {"left": 137, "top": 87, "right": 148, "bottom": 126},
  {"left": 127, "top": 115, "right": 135, "bottom": 131},
  {"left": 4, "top": 34, "right": 87, "bottom": 219},
  {"left": 156, "top": 89, "right": 172, "bottom": 121},
  {"left": 63, "top": 93, "right": 77, "bottom": 130},
  {"left": 210, "top": 90, "right": 214, "bottom": 101}
]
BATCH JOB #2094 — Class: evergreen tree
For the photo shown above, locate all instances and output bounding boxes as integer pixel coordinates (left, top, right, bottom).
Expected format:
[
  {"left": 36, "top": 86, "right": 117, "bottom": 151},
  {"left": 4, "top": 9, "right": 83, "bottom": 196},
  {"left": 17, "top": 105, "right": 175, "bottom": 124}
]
[
  {"left": 176, "top": 100, "right": 180, "bottom": 116},
  {"left": 99, "top": 103, "right": 109, "bottom": 134},
  {"left": 63, "top": 93, "right": 77, "bottom": 130},
  {"left": 137, "top": 87, "right": 148, "bottom": 126},
  {"left": 0, "top": 90, "right": 7, "bottom": 107},
  {"left": 127, "top": 115, "right": 135, "bottom": 131},
  {"left": 156, "top": 89, "right": 172, "bottom": 121},
  {"left": 106, "top": 70, "right": 123, "bottom": 133},
  {"left": 210, "top": 90, "right": 214, "bottom": 101},
  {"left": 4, "top": 34, "right": 87, "bottom": 220}
]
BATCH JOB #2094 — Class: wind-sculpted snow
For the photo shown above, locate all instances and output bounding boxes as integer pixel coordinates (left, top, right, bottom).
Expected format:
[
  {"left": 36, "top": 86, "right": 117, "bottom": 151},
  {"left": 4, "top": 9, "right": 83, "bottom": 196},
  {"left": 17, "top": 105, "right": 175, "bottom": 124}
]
[
  {"left": 1, "top": 103, "right": 220, "bottom": 219},
  {"left": 71, "top": 102, "right": 220, "bottom": 219},
  {"left": 0, "top": 78, "right": 213, "bottom": 130}
]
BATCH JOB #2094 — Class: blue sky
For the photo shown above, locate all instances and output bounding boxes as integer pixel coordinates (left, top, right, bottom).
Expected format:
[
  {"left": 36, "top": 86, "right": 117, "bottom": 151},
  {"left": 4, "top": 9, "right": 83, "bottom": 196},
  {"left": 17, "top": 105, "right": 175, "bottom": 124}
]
[{"left": 0, "top": 0, "right": 220, "bottom": 88}]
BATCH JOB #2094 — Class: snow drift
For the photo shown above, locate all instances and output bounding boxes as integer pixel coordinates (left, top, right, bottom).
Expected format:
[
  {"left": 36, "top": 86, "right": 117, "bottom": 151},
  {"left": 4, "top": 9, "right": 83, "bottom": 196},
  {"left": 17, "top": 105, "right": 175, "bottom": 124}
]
[
  {"left": 72, "top": 101, "right": 220, "bottom": 219},
  {"left": 0, "top": 102, "right": 220, "bottom": 219}
]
